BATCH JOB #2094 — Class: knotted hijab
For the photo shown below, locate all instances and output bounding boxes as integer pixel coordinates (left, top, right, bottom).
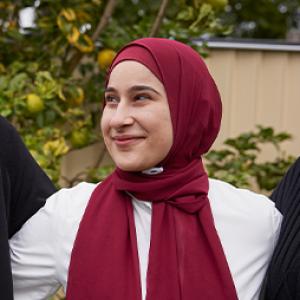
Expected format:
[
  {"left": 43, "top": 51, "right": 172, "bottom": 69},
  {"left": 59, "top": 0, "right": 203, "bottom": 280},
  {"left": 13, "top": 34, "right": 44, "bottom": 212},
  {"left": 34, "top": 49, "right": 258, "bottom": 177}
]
[{"left": 66, "top": 38, "right": 238, "bottom": 300}]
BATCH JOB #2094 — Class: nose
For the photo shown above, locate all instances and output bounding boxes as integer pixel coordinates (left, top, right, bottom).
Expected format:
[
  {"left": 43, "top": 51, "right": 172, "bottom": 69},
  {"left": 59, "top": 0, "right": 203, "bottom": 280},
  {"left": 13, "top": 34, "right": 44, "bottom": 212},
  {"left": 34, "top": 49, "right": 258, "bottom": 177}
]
[{"left": 109, "top": 101, "right": 134, "bottom": 129}]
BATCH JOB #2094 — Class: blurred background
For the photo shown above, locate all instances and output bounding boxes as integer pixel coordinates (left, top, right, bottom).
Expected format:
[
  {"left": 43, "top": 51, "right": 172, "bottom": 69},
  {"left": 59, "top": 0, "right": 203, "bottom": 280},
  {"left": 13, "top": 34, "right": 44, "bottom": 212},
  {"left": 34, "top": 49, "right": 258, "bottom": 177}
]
[{"left": 0, "top": 0, "right": 300, "bottom": 202}]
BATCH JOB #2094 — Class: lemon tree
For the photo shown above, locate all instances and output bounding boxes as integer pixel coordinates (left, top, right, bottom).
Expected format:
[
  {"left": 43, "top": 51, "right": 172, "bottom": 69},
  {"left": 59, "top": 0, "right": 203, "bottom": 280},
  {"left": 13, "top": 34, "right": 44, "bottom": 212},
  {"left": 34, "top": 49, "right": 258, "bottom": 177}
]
[
  {"left": 97, "top": 49, "right": 117, "bottom": 70},
  {"left": 0, "top": 0, "right": 229, "bottom": 185},
  {"left": 26, "top": 94, "right": 45, "bottom": 114}
]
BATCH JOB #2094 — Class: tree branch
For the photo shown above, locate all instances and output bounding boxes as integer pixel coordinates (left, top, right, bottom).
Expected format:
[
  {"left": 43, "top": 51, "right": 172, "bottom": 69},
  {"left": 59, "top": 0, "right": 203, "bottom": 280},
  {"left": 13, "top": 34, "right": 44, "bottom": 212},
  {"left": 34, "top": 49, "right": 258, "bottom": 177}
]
[
  {"left": 61, "top": 172, "right": 85, "bottom": 187},
  {"left": 91, "top": 0, "right": 117, "bottom": 41},
  {"left": 149, "top": 0, "right": 170, "bottom": 37},
  {"left": 66, "top": 0, "right": 117, "bottom": 74},
  {"left": 8, "top": 2, "right": 19, "bottom": 23}
]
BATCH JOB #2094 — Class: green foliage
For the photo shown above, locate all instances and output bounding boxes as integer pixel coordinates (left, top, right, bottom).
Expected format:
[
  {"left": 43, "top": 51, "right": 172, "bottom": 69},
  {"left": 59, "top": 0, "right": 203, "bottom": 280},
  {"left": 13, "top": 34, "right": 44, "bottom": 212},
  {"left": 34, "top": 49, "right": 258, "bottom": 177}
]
[
  {"left": 205, "top": 125, "right": 295, "bottom": 192},
  {"left": 0, "top": 61, "right": 94, "bottom": 182},
  {"left": 221, "top": 0, "right": 300, "bottom": 39},
  {"left": 87, "top": 165, "right": 115, "bottom": 182},
  {"left": 0, "top": 0, "right": 229, "bottom": 185}
]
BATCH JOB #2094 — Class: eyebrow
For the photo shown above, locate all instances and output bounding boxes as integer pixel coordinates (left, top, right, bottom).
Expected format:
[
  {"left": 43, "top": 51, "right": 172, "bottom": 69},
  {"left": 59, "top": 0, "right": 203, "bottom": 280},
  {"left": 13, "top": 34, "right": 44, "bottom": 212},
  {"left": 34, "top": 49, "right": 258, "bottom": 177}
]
[{"left": 105, "top": 85, "right": 161, "bottom": 95}]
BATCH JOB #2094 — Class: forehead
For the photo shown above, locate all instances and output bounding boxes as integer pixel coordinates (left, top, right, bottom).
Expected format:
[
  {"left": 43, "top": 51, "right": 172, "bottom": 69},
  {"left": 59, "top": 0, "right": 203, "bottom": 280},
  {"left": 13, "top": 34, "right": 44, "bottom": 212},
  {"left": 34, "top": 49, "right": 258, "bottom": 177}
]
[{"left": 108, "top": 61, "right": 163, "bottom": 88}]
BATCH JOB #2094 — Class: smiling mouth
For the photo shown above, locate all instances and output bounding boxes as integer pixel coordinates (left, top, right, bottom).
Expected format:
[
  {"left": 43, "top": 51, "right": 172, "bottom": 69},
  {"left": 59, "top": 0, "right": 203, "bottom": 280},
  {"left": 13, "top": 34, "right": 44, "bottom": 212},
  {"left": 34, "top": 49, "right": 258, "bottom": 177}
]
[{"left": 112, "top": 136, "right": 145, "bottom": 146}]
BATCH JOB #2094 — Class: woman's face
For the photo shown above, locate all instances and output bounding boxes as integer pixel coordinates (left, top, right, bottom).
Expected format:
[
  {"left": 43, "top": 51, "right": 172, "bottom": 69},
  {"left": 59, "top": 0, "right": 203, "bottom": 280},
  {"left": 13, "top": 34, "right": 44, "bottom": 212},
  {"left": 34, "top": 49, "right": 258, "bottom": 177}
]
[{"left": 101, "top": 61, "right": 173, "bottom": 172}]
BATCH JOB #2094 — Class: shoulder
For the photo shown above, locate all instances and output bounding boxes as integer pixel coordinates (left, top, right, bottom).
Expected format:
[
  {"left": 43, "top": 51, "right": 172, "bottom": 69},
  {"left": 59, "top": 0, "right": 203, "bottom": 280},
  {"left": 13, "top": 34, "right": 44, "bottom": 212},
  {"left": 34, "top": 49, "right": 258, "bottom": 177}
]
[
  {"left": 271, "top": 157, "right": 300, "bottom": 214},
  {"left": 208, "top": 178, "right": 282, "bottom": 243},
  {"left": 11, "top": 182, "right": 98, "bottom": 233},
  {"left": 208, "top": 178, "right": 282, "bottom": 299},
  {"left": 208, "top": 178, "right": 278, "bottom": 215},
  {"left": 0, "top": 116, "right": 19, "bottom": 145},
  {"left": 0, "top": 117, "right": 18, "bottom": 159},
  {"left": 44, "top": 182, "right": 98, "bottom": 220},
  {"left": 10, "top": 181, "right": 99, "bottom": 296},
  {"left": 0, "top": 116, "right": 13, "bottom": 132},
  {"left": 0, "top": 116, "right": 33, "bottom": 170}
]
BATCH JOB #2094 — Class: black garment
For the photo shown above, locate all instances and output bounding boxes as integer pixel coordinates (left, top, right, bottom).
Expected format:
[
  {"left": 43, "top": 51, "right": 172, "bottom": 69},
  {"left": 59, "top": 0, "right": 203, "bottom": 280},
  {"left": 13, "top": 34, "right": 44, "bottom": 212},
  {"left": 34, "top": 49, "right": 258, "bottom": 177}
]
[
  {"left": 260, "top": 157, "right": 300, "bottom": 300},
  {"left": 0, "top": 116, "right": 56, "bottom": 300}
]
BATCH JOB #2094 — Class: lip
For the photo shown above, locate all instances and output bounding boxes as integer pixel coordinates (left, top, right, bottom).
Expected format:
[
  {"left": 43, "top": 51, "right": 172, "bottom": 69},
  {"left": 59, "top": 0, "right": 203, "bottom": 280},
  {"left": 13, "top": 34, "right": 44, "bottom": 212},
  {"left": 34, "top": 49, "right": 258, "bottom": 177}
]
[{"left": 112, "top": 135, "right": 145, "bottom": 146}]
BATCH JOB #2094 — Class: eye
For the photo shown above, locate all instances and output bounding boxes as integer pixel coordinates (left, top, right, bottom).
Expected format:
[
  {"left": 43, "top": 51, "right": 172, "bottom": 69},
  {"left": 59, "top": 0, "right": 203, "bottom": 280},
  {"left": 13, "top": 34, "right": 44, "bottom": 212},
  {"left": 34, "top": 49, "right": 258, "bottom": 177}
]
[
  {"left": 134, "top": 94, "right": 151, "bottom": 101},
  {"left": 104, "top": 94, "right": 119, "bottom": 104}
]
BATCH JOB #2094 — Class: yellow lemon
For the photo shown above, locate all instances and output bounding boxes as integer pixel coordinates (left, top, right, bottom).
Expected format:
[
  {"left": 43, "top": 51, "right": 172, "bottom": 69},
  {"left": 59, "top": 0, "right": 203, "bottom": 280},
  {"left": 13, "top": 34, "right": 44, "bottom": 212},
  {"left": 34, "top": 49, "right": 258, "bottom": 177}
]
[
  {"left": 97, "top": 49, "right": 116, "bottom": 70},
  {"left": 26, "top": 94, "right": 44, "bottom": 114},
  {"left": 73, "top": 87, "right": 85, "bottom": 106},
  {"left": 70, "top": 129, "right": 89, "bottom": 148}
]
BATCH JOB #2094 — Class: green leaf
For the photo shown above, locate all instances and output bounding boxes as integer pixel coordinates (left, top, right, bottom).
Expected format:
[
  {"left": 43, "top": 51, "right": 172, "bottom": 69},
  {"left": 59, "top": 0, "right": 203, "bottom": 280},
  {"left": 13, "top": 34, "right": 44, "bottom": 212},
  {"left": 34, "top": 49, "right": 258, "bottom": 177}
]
[
  {"left": 36, "top": 113, "right": 44, "bottom": 127},
  {"left": 177, "top": 6, "right": 195, "bottom": 21},
  {"left": 8, "top": 73, "right": 29, "bottom": 92},
  {"left": 205, "top": 125, "right": 295, "bottom": 192},
  {"left": 189, "top": 3, "right": 213, "bottom": 30}
]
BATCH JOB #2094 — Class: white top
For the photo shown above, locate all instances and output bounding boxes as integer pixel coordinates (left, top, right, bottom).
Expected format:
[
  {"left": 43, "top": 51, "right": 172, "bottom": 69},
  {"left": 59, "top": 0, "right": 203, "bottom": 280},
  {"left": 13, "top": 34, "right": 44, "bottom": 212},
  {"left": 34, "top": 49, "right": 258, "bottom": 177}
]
[{"left": 10, "top": 178, "right": 282, "bottom": 300}]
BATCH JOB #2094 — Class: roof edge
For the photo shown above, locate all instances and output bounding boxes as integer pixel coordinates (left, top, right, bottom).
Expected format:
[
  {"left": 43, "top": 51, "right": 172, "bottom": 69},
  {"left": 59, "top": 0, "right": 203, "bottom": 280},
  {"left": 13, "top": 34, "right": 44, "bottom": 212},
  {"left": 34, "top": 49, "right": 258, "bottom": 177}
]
[{"left": 195, "top": 38, "right": 300, "bottom": 52}]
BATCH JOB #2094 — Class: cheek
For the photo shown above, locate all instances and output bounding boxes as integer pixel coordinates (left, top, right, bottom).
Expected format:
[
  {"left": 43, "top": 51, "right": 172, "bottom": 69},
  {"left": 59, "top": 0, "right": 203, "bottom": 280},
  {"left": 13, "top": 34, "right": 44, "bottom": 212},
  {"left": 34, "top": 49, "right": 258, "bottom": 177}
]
[
  {"left": 100, "top": 113, "right": 111, "bottom": 145},
  {"left": 160, "top": 108, "right": 173, "bottom": 138},
  {"left": 101, "top": 109, "right": 110, "bottom": 133},
  {"left": 150, "top": 108, "right": 173, "bottom": 151},
  {"left": 159, "top": 122, "right": 173, "bottom": 153}
]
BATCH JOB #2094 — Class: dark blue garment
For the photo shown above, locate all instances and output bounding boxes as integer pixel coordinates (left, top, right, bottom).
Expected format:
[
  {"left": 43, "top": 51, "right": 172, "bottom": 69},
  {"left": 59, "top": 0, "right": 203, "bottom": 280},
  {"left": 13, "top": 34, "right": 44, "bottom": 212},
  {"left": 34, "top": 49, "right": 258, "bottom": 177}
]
[
  {"left": 0, "top": 116, "right": 56, "bottom": 300},
  {"left": 260, "top": 157, "right": 300, "bottom": 300}
]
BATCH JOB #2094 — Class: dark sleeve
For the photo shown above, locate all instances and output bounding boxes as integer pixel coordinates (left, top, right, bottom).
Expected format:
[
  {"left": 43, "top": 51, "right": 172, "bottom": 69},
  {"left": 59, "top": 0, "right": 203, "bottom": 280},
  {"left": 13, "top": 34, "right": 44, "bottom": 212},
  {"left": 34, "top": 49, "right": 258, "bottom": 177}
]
[
  {"left": 261, "top": 157, "right": 300, "bottom": 300},
  {"left": 271, "top": 157, "right": 300, "bottom": 215},
  {"left": 0, "top": 116, "right": 56, "bottom": 238}
]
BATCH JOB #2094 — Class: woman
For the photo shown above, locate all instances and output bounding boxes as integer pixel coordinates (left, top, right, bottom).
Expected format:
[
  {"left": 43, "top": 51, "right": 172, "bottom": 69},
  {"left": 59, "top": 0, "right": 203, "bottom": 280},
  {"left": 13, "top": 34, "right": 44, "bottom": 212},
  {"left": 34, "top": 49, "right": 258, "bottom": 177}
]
[
  {"left": 260, "top": 157, "right": 300, "bottom": 299},
  {"left": 0, "top": 116, "right": 55, "bottom": 300},
  {"left": 11, "top": 38, "right": 281, "bottom": 300}
]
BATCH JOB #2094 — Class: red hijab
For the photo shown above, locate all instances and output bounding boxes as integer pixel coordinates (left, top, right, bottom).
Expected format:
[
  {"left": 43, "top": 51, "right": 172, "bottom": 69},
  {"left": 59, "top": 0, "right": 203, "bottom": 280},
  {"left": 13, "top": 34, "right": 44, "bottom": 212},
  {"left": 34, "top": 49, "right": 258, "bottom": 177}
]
[{"left": 66, "top": 38, "right": 238, "bottom": 300}]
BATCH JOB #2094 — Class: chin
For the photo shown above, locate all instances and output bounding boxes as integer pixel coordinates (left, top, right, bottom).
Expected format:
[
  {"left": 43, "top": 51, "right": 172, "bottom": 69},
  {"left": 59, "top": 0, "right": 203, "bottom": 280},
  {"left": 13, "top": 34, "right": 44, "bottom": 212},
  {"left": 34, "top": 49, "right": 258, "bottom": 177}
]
[
  {"left": 116, "top": 161, "right": 150, "bottom": 172},
  {"left": 117, "top": 163, "right": 141, "bottom": 172}
]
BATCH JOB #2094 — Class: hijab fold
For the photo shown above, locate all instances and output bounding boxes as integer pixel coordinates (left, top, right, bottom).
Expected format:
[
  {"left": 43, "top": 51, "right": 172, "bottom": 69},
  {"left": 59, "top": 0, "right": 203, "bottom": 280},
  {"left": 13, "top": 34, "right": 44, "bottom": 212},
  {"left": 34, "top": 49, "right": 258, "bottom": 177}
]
[{"left": 66, "top": 38, "right": 238, "bottom": 300}]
